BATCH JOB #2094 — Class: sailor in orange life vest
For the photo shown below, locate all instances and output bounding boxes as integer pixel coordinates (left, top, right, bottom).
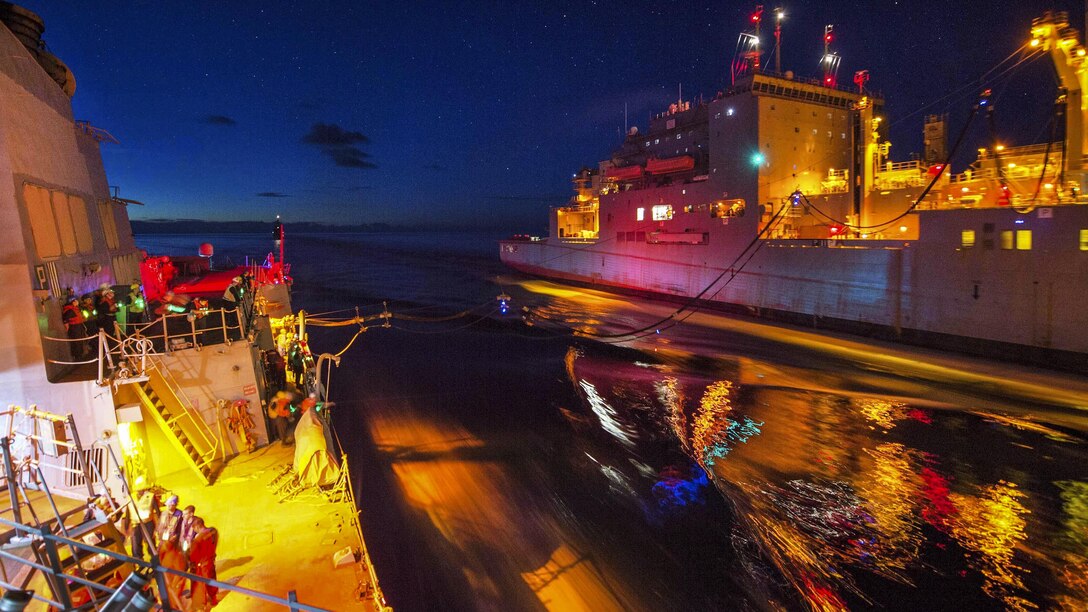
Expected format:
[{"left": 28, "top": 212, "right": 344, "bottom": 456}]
[
  {"left": 62, "top": 297, "right": 88, "bottom": 357},
  {"left": 188, "top": 517, "right": 219, "bottom": 611},
  {"left": 269, "top": 390, "right": 297, "bottom": 445}
]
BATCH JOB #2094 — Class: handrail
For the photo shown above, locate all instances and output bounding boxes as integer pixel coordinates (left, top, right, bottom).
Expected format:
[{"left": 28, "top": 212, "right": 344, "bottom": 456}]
[
  {"left": 145, "top": 357, "right": 219, "bottom": 467},
  {"left": 0, "top": 514, "right": 336, "bottom": 611}
]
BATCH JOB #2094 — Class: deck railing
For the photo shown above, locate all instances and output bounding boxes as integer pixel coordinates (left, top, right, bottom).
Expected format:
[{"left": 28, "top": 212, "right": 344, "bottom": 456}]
[{"left": 0, "top": 514, "right": 338, "bottom": 611}]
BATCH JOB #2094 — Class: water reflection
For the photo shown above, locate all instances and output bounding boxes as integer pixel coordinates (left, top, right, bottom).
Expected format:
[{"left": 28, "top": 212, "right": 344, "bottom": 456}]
[{"left": 562, "top": 346, "right": 1088, "bottom": 610}]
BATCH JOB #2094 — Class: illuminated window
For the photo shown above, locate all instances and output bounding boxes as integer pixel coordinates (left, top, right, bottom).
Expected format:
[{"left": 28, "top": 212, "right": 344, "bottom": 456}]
[
  {"left": 1016, "top": 229, "right": 1032, "bottom": 250},
  {"left": 676, "top": 133, "right": 682, "bottom": 140},
  {"left": 683, "top": 205, "right": 694, "bottom": 213},
  {"left": 961, "top": 230, "right": 976, "bottom": 248},
  {"left": 1000, "top": 230, "right": 1014, "bottom": 250},
  {"left": 1080, "top": 229, "right": 1088, "bottom": 251},
  {"left": 636, "top": 207, "right": 645, "bottom": 221},
  {"left": 652, "top": 205, "right": 674, "bottom": 220},
  {"left": 654, "top": 139, "right": 660, "bottom": 144}
]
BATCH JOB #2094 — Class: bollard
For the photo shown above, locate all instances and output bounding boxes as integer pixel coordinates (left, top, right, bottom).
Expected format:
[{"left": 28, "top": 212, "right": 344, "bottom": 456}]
[
  {"left": 121, "top": 588, "right": 157, "bottom": 612},
  {"left": 0, "top": 590, "right": 34, "bottom": 612},
  {"left": 100, "top": 570, "right": 151, "bottom": 611}
]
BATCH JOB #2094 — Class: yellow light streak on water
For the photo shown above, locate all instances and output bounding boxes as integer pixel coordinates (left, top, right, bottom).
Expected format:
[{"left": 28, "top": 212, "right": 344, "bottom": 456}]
[
  {"left": 948, "top": 481, "right": 1032, "bottom": 608},
  {"left": 368, "top": 409, "right": 625, "bottom": 611}
]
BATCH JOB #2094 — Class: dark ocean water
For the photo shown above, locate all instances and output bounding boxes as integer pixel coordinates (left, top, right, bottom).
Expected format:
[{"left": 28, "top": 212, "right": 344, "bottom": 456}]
[{"left": 137, "top": 231, "right": 1088, "bottom": 612}]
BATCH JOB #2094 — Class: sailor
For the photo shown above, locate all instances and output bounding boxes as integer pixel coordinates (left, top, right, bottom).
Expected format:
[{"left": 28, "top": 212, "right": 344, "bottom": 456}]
[
  {"left": 188, "top": 517, "right": 219, "bottom": 611},
  {"left": 62, "top": 297, "right": 88, "bottom": 357},
  {"left": 80, "top": 296, "right": 98, "bottom": 335},
  {"left": 128, "top": 489, "right": 159, "bottom": 560},
  {"left": 189, "top": 296, "right": 210, "bottom": 342},
  {"left": 179, "top": 504, "right": 198, "bottom": 557},
  {"left": 223, "top": 276, "right": 243, "bottom": 339},
  {"left": 127, "top": 283, "right": 146, "bottom": 326},
  {"left": 268, "top": 390, "right": 296, "bottom": 445},
  {"left": 94, "top": 284, "right": 118, "bottom": 336},
  {"left": 155, "top": 495, "right": 183, "bottom": 547}
]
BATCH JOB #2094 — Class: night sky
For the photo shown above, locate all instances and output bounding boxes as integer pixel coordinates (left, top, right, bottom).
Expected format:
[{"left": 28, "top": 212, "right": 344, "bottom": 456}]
[{"left": 19, "top": 1, "right": 1086, "bottom": 230}]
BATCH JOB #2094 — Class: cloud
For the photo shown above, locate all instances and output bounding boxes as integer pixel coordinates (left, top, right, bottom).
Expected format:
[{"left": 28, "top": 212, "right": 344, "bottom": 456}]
[
  {"left": 256, "top": 192, "right": 290, "bottom": 198},
  {"left": 302, "top": 123, "right": 376, "bottom": 169},
  {"left": 203, "top": 114, "right": 237, "bottom": 126},
  {"left": 327, "top": 146, "right": 377, "bottom": 168},
  {"left": 302, "top": 123, "right": 369, "bottom": 146}
]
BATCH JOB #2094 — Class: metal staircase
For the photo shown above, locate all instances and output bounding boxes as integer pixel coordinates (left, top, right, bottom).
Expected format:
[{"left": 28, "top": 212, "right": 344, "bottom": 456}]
[{"left": 130, "top": 366, "right": 217, "bottom": 485}]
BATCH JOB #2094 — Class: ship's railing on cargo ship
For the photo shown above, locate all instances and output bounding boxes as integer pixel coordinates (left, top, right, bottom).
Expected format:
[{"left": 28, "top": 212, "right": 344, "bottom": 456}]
[{"left": 0, "top": 513, "right": 353, "bottom": 611}]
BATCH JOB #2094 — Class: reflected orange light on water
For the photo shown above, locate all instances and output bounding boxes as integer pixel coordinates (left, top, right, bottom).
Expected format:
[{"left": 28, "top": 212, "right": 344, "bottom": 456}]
[
  {"left": 854, "top": 398, "right": 909, "bottom": 432},
  {"left": 368, "top": 410, "right": 625, "bottom": 610},
  {"left": 857, "top": 443, "right": 923, "bottom": 574},
  {"left": 948, "top": 481, "right": 1031, "bottom": 608}
]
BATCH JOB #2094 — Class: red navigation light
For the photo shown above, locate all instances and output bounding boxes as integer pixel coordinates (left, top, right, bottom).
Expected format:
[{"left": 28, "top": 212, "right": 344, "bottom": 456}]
[
  {"left": 829, "top": 224, "right": 845, "bottom": 236},
  {"left": 751, "top": 11, "right": 762, "bottom": 23},
  {"left": 825, "top": 33, "right": 833, "bottom": 43},
  {"left": 824, "top": 76, "right": 834, "bottom": 85}
]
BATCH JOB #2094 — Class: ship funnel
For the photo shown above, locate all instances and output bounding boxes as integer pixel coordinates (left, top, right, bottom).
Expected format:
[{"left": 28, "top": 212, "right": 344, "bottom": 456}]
[{"left": 0, "top": 2, "right": 76, "bottom": 96}]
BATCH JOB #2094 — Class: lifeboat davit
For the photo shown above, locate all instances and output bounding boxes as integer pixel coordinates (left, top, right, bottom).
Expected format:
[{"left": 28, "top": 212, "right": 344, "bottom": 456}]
[
  {"left": 645, "top": 155, "right": 694, "bottom": 175},
  {"left": 605, "top": 165, "right": 644, "bottom": 181}
]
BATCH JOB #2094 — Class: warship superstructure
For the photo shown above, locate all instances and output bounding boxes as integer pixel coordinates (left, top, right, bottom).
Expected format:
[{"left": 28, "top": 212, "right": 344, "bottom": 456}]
[{"left": 0, "top": 3, "right": 385, "bottom": 609}]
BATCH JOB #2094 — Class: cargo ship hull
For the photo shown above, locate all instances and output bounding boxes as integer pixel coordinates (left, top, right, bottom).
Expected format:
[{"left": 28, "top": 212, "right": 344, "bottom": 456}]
[{"left": 502, "top": 201, "right": 1088, "bottom": 369}]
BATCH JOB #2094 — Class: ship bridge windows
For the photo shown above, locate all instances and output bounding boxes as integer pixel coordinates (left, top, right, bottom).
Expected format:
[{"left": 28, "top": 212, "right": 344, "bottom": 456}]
[
  {"left": 652, "top": 205, "right": 674, "bottom": 221},
  {"left": 711, "top": 199, "right": 746, "bottom": 219},
  {"left": 961, "top": 230, "right": 976, "bottom": 248},
  {"left": 636, "top": 207, "right": 645, "bottom": 221}
]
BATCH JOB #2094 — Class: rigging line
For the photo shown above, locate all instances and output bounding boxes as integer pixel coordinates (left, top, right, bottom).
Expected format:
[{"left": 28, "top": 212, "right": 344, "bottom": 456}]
[
  {"left": 800, "top": 98, "right": 982, "bottom": 232},
  {"left": 389, "top": 308, "right": 500, "bottom": 334},
  {"left": 1029, "top": 110, "right": 1058, "bottom": 206},
  {"left": 888, "top": 46, "right": 1037, "bottom": 129},
  {"left": 333, "top": 326, "right": 365, "bottom": 358},
  {"left": 392, "top": 308, "right": 486, "bottom": 322}
]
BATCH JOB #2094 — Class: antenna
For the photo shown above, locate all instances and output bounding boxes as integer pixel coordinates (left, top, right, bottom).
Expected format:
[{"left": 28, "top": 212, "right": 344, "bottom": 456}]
[
  {"left": 774, "top": 7, "right": 784, "bottom": 74},
  {"left": 732, "top": 5, "right": 765, "bottom": 84}
]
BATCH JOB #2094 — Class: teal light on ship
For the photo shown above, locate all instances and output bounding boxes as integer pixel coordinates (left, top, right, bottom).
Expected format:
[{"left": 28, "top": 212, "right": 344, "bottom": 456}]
[{"left": 751, "top": 152, "right": 765, "bottom": 166}]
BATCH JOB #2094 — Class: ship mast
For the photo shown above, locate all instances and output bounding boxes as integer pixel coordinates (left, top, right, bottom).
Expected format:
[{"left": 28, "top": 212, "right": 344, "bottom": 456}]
[
  {"left": 822, "top": 24, "right": 841, "bottom": 87},
  {"left": 773, "top": 7, "right": 784, "bottom": 73}
]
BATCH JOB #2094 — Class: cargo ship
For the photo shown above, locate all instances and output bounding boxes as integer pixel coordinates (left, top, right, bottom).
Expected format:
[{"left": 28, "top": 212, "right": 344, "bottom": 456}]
[
  {"left": 0, "top": 3, "right": 386, "bottom": 609},
  {"left": 500, "top": 10, "right": 1088, "bottom": 369}
]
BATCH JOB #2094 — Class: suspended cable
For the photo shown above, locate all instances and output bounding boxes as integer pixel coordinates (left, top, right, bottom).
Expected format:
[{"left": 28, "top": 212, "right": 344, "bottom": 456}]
[
  {"left": 800, "top": 92, "right": 984, "bottom": 232},
  {"left": 530, "top": 200, "right": 791, "bottom": 340}
]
